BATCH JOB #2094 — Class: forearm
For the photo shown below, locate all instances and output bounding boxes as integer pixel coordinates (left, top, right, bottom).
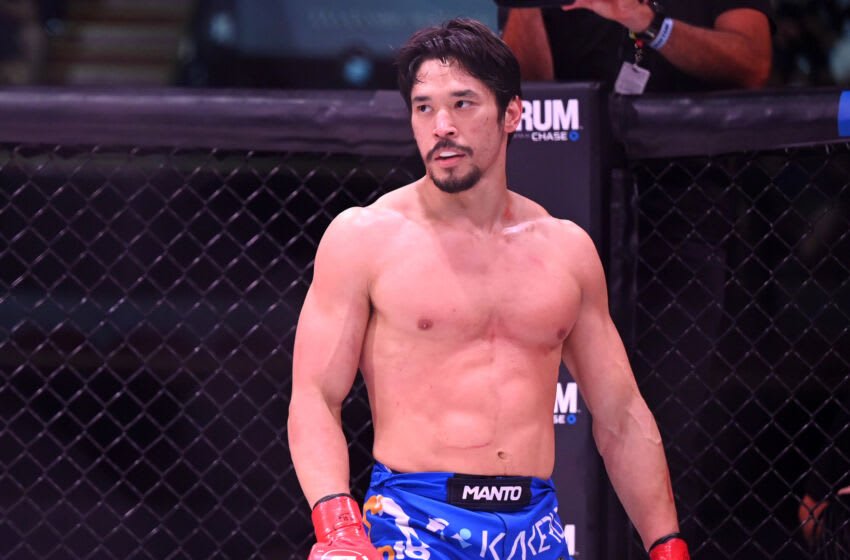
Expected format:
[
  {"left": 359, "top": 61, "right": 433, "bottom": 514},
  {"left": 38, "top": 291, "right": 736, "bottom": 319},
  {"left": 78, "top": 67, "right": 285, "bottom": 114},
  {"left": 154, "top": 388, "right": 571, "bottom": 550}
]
[
  {"left": 288, "top": 392, "right": 353, "bottom": 507},
  {"left": 502, "top": 8, "right": 555, "bottom": 81},
  {"left": 569, "top": 1, "right": 772, "bottom": 89},
  {"left": 594, "top": 396, "right": 678, "bottom": 550},
  {"left": 654, "top": 18, "right": 771, "bottom": 89}
]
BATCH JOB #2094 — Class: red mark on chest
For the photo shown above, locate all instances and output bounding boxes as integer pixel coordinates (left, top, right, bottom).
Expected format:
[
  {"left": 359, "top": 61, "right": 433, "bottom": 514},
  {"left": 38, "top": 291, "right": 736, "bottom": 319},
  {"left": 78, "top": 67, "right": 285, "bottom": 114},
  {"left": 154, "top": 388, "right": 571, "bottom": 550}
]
[{"left": 418, "top": 318, "right": 434, "bottom": 330}]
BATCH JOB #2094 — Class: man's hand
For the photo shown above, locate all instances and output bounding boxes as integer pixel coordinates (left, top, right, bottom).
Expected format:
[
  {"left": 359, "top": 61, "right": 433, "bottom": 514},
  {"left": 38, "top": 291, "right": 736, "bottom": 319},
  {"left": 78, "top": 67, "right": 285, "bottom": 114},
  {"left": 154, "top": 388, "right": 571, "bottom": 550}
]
[
  {"left": 310, "top": 494, "right": 380, "bottom": 560},
  {"left": 564, "top": 0, "right": 771, "bottom": 87},
  {"left": 648, "top": 534, "right": 690, "bottom": 560},
  {"left": 562, "top": 0, "right": 653, "bottom": 33}
]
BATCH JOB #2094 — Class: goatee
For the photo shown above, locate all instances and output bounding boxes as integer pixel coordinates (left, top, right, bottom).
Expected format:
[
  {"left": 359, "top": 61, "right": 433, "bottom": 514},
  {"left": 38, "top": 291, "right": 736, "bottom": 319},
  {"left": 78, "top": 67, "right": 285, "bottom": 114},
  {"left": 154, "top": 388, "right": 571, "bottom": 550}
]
[{"left": 430, "top": 166, "right": 482, "bottom": 194}]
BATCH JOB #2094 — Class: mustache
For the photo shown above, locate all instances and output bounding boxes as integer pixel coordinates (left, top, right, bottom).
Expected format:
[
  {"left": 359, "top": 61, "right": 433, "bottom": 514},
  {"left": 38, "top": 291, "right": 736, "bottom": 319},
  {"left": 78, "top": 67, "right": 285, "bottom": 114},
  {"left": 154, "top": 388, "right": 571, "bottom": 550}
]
[{"left": 426, "top": 139, "right": 473, "bottom": 162}]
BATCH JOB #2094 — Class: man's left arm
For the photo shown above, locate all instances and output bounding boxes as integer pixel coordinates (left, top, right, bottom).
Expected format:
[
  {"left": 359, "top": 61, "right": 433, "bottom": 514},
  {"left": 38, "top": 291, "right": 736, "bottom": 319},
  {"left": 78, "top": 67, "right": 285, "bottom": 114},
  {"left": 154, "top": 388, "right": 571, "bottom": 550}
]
[
  {"left": 564, "top": 1, "right": 772, "bottom": 88},
  {"left": 560, "top": 223, "right": 687, "bottom": 557}
]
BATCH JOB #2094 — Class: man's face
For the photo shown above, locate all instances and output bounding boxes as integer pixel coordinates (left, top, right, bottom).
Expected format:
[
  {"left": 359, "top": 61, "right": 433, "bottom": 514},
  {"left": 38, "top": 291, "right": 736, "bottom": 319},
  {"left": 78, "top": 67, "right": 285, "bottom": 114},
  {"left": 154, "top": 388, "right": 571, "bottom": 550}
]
[{"left": 409, "top": 59, "right": 513, "bottom": 194}]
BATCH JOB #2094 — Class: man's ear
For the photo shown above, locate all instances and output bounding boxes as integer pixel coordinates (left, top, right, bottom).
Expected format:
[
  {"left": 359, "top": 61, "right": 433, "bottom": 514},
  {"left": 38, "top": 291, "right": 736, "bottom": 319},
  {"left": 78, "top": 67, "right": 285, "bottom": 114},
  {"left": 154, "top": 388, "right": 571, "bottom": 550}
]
[{"left": 503, "top": 96, "right": 523, "bottom": 133}]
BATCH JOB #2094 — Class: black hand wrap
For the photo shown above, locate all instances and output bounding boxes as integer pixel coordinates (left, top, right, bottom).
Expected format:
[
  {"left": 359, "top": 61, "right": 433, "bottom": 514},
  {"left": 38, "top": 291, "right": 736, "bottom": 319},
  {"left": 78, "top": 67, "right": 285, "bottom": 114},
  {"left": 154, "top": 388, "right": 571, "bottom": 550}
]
[
  {"left": 312, "top": 493, "right": 355, "bottom": 510},
  {"left": 648, "top": 532, "right": 683, "bottom": 553},
  {"left": 493, "top": 0, "right": 576, "bottom": 7}
]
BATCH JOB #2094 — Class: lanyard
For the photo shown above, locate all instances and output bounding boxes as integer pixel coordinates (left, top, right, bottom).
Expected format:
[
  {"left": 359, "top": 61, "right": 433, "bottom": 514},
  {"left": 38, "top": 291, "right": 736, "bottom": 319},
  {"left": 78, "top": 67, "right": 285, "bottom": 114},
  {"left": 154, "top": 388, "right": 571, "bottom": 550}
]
[
  {"left": 628, "top": 32, "right": 645, "bottom": 67},
  {"left": 615, "top": 32, "right": 651, "bottom": 94}
]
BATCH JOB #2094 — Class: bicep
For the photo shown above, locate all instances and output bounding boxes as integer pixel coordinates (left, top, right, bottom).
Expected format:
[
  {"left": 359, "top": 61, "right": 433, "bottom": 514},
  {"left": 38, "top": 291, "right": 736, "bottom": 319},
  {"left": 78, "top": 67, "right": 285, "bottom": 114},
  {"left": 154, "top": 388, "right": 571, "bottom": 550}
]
[
  {"left": 714, "top": 8, "right": 772, "bottom": 54},
  {"left": 502, "top": 8, "right": 554, "bottom": 81},
  {"left": 291, "top": 211, "right": 372, "bottom": 409},
  {"left": 562, "top": 297, "right": 638, "bottom": 421},
  {"left": 292, "top": 287, "right": 369, "bottom": 406},
  {"left": 560, "top": 229, "right": 639, "bottom": 419}
]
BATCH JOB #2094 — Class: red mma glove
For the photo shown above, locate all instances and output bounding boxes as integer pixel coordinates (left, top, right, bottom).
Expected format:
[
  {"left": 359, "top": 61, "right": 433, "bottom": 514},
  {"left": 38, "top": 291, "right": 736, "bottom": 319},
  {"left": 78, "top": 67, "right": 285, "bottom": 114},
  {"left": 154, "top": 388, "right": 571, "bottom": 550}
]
[
  {"left": 309, "top": 494, "right": 380, "bottom": 560},
  {"left": 648, "top": 532, "right": 690, "bottom": 560}
]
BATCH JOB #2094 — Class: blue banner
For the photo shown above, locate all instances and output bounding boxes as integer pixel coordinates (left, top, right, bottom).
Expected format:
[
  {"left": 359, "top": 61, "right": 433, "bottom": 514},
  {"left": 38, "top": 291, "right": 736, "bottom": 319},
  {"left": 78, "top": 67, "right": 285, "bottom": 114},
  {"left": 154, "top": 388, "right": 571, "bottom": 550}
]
[{"left": 839, "top": 91, "right": 850, "bottom": 137}]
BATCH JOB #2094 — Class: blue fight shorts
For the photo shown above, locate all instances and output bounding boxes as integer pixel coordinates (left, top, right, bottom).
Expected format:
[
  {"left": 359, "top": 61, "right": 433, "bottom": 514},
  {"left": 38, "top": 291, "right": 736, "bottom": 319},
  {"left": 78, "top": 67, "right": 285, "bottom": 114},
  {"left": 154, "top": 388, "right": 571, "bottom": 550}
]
[{"left": 363, "top": 462, "right": 574, "bottom": 560}]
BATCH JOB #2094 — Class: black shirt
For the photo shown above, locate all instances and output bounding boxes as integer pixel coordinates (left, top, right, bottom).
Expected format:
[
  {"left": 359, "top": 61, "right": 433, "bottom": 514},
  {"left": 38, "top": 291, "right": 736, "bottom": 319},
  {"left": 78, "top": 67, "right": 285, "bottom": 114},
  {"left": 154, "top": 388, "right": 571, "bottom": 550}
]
[{"left": 540, "top": 1, "right": 773, "bottom": 92}]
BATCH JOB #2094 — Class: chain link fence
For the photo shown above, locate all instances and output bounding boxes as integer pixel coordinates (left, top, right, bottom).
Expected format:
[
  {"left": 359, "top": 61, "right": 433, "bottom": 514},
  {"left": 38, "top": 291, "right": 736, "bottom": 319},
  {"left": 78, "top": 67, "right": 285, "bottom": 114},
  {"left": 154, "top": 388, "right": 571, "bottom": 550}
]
[
  {"left": 0, "top": 144, "right": 422, "bottom": 559},
  {"left": 629, "top": 144, "right": 850, "bottom": 559},
  {"left": 1, "top": 89, "right": 848, "bottom": 560}
]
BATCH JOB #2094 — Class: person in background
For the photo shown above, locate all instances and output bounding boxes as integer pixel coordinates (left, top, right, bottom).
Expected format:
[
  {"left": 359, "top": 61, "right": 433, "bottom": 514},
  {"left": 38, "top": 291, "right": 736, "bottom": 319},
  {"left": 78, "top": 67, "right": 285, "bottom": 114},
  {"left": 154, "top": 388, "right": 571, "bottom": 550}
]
[
  {"left": 799, "top": 389, "right": 850, "bottom": 557},
  {"left": 501, "top": 0, "right": 772, "bottom": 92},
  {"left": 500, "top": 0, "right": 775, "bottom": 555},
  {"left": 0, "top": 0, "right": 46, "bottom": 84}
]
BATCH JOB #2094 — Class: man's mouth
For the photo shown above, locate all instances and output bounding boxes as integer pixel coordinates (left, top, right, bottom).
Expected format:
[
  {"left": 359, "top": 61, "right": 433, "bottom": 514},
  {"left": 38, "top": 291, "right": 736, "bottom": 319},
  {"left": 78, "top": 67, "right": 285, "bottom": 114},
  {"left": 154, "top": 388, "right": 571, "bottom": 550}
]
[
  {"left": 435, "top": 150, "right": 464, "bottom": 161},
  {"left": 427, "top": 141, "right": 472, "bottom": 162}
]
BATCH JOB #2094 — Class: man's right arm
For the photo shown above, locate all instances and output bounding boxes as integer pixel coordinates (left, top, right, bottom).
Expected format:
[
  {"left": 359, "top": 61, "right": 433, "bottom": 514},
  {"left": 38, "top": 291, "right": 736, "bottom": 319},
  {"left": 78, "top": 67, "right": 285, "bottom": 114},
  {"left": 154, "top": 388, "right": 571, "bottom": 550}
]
[
  {"left": 288, "top": 207, "right": 373, "bottom": 508},
  {"left": 559, "top": 223, "right": 684, "bottom": 555},
  {"left": 562, "top": 1, "right": 772, "bottom": 88},
  {"left": 502, "top": 8, "right": 556, "bottom": 81}
]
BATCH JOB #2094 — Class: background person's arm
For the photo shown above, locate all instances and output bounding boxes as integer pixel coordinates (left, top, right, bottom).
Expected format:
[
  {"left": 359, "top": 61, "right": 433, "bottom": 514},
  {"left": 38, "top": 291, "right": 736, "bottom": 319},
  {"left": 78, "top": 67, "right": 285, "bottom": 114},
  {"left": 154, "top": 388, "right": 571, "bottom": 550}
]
[
  {"left": 288, "top": 207, "right": 373, "bottom": 507},
  {"left": 560, "top": 223, "right": 680, "bottom": 551},
  {"left": 562, "top": 0, "right": 771, "bottom": 88},
  {"left": 798, "top": 484, "right": 850, "bottom": 543},
  {"left": 798, "top": 493, "right": 828, "bottom": 543},
  {"left": 502, "top": 8, "right": 555, "bottom": 81}
]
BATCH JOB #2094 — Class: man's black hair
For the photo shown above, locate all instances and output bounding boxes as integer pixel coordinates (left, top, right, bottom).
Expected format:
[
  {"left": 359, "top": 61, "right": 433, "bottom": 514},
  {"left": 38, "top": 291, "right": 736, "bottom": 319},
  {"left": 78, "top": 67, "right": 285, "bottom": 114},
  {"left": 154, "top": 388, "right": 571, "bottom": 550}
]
[{"left": 396, "top": 18, "right": 522, "bottom": 117}]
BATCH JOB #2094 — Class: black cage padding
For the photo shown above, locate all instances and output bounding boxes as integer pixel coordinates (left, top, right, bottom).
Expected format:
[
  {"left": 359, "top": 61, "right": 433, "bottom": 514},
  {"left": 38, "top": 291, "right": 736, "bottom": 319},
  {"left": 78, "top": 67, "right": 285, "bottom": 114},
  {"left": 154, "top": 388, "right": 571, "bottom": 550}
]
[
  {"left": 0, "top": 88, "right": 416, "bottom": 156},
  {"left": 611, "top": 87, "right": 848, "bottom": 158}
]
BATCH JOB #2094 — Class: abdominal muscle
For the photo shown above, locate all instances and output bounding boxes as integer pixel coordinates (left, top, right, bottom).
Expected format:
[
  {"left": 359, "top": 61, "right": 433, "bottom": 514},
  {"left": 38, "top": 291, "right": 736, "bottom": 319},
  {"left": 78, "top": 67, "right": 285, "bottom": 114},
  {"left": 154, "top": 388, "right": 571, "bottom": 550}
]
[{"left": 361, "top": 329, "right": 560, "bottom": 479}]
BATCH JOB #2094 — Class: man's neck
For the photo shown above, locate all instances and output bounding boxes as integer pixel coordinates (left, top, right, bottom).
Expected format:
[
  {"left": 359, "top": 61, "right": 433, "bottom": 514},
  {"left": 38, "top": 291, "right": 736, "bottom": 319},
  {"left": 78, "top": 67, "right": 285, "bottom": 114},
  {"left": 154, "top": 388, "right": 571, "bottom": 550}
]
[{"left": 417, "top": 173, "right": 512, "bottom": 233}]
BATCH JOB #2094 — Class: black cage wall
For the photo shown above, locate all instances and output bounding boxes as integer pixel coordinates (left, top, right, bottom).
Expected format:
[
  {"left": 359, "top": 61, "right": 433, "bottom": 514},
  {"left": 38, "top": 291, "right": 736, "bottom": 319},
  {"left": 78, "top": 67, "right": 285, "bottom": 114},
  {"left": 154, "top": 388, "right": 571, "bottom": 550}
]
[
  {"left": 1, "top": 87, "right": 848, "bottom": 560},
  {"left": 0, "top": 144, "right": 423, "bottom": 559},
  {"left": 614, "top": 91, "right": 850, "bottom": 560},
  {"left": 0, "top": 88, "right": 424, "bottom": 559},
  {"left": 627, "top": 146, "right": 849, "bottom": 559}
]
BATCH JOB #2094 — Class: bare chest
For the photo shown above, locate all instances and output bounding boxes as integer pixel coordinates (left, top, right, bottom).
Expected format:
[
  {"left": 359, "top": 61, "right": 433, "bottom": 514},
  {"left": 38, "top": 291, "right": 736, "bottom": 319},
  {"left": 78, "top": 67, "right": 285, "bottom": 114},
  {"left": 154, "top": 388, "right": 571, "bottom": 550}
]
[{"left": 370, "top": 229, "right": 581, "bottom": 348}]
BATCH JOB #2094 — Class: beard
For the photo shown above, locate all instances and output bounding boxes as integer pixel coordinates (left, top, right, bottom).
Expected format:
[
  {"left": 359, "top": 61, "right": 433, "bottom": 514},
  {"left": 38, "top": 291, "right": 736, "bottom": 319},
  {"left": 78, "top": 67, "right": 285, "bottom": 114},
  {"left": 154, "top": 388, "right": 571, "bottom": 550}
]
[
  {"left": 425, "top": 139, "right": 480, "bottom": 194},
  {"left": 429, "top": 165, "right": 482, "bottom": 194}
]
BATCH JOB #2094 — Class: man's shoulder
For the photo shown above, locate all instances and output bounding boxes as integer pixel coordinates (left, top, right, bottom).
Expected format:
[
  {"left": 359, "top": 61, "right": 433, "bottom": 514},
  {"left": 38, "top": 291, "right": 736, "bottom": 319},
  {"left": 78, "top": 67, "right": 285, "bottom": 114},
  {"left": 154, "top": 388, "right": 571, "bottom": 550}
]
[
  {"left": 520, "top": 211, "right": 600, "bottom": 267},
  {"left": 550, "top": 219, "right": 599, "bottom": 262},
  {"left": 366, "top": 183, "right": 418, "bottom": 217},
  {"left": 329, "top": 204, "right": 403, "bottom": 232},
  {"left": 510, "top": 192, "right": 594, "bottom": 243},
  {"left": 553, "top": 217, "right": 593, "bottom": 243},
  {"left": 322, "top": 186, "right": 415, "bottom": 245}
]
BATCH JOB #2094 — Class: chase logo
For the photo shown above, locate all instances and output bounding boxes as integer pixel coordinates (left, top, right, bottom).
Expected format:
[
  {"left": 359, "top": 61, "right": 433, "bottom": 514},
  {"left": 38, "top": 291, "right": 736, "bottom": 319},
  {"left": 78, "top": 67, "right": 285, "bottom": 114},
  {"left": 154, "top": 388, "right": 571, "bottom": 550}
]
[
  {"left": 516, "top": 99, "right": 581, "bottom": 142},
  {"left": 554, "top": 382, "right": 579, "bottom": 425}
]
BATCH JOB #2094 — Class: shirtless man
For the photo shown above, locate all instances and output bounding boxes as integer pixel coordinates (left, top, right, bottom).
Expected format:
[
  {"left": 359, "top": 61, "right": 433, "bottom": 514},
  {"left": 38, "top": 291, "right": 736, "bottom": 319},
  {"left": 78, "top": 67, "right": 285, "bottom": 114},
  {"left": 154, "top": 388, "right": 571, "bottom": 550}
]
[{"left": 288, "top": 18, "right": 689, "bottom": 560}]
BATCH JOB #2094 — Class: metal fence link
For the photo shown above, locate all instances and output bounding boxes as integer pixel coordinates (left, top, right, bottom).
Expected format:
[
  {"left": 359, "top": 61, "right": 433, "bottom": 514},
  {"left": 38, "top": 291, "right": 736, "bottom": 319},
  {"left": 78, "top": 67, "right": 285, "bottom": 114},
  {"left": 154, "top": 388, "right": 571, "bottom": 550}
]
[
  {"left": 2, "top": 137, "right": 848, "bottom": 560},
  {"left": 0, "top": 144, "right": 423, "bottom": 559},
  {"left": 629, "top": 144, "right": 850, "bottom": 560}
]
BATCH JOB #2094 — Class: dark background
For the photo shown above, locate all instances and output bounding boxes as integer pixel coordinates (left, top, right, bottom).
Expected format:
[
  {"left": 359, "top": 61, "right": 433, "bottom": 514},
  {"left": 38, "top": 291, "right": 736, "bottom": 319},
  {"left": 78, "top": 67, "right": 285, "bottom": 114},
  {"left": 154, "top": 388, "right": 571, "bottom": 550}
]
[
  {"left": 0, "top": 2, "right": 848, "bottom": 560},
  {"left": 2, "top": 0, "right": 850, "bottom": 89}
]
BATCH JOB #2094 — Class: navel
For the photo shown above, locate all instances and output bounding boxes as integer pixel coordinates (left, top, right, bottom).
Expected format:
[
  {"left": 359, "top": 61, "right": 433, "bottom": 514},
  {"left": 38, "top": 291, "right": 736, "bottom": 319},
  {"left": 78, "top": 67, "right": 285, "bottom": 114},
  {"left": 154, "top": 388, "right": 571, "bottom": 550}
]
[{"left": 418, "top": 318, "right": 434, "bottom": 330}]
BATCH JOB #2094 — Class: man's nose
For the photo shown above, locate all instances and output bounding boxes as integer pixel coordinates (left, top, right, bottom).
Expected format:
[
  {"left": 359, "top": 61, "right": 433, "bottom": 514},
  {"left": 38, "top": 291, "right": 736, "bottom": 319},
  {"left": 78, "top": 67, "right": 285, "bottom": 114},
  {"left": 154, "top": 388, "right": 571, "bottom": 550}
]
[{"left": 433, "top": 109, "right": 456, "bottom": 137}]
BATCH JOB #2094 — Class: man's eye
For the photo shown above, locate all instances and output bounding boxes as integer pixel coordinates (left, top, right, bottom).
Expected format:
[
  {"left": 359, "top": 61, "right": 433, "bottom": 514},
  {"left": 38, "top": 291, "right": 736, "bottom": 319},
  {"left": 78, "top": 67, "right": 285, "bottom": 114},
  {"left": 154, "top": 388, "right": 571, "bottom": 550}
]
[
  {"left": 456, "top": 100, "right": 472, "bottom": 108},
  {"left": 417, "top": 105, "right": 432, "bottom": 113}
]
